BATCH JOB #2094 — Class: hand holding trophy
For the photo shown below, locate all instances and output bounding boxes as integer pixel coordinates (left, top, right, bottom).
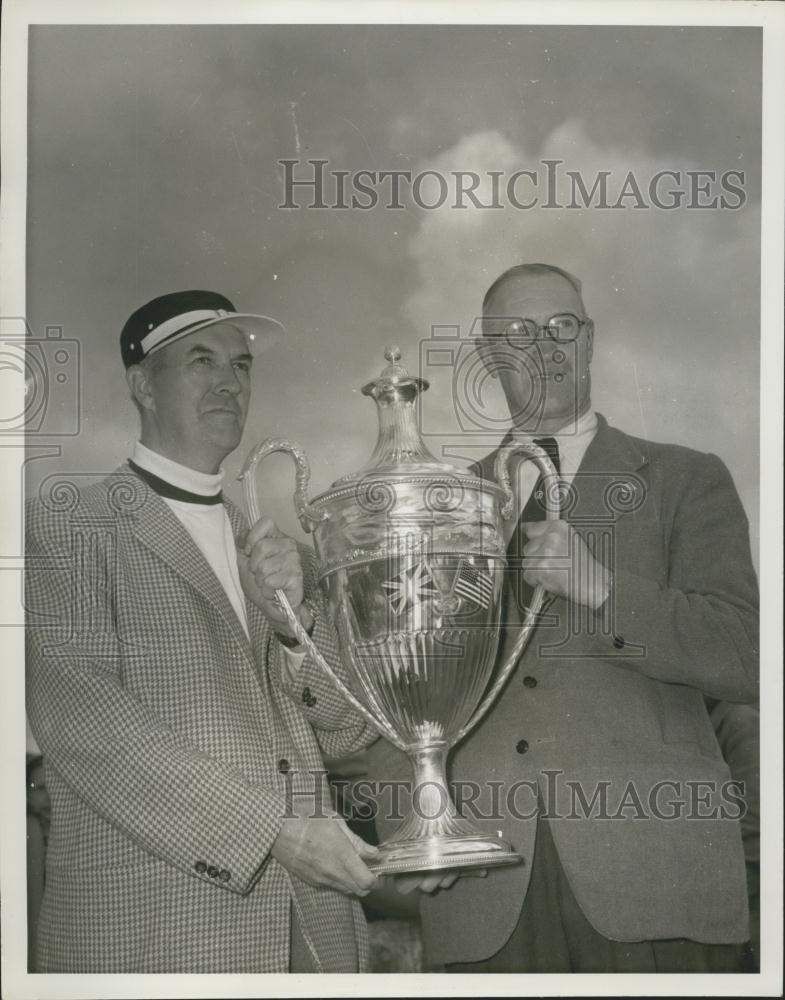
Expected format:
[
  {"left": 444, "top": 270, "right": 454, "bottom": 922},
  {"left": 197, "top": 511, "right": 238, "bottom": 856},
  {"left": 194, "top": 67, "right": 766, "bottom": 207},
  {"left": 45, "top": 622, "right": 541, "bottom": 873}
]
[{"left": 240, "top": 347, "right": 558, "bottom": 875}]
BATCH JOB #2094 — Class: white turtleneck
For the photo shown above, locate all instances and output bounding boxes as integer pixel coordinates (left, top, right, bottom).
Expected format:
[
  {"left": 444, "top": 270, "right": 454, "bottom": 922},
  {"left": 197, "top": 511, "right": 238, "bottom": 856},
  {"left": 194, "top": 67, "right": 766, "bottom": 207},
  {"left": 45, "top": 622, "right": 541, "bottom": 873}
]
[{"left": 132, "top": 441, "right": 250, "bottom": 637}]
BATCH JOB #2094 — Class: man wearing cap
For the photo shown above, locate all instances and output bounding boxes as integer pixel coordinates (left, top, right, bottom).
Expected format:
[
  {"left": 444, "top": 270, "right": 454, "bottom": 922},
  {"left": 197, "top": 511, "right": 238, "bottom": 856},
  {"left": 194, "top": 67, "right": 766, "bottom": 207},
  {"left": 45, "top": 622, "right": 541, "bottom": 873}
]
[
  {"left": 25, "top": 290, "right": 379, "bottom": 973},
  {"left": 369, "top": 263, "right": 758, "bottom": 972}
]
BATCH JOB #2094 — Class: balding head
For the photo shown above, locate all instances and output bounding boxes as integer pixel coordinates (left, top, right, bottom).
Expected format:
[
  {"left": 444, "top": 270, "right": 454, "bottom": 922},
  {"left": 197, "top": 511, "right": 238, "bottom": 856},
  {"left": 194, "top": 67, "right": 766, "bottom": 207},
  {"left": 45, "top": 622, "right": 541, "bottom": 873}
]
[
  {"left": 478, "top": 262, "right": 595, "bottom": 433},
  {"left": 482, "top": 263, "right": 587, "bottom": 332}
]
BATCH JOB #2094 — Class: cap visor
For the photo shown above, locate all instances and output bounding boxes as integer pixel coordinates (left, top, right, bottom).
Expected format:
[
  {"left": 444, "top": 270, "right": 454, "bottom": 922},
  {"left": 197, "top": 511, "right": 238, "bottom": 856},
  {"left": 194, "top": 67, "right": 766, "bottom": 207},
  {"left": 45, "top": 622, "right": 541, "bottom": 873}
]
[{"left": 147, "top": 312, "right": 285, "bottom": 357}]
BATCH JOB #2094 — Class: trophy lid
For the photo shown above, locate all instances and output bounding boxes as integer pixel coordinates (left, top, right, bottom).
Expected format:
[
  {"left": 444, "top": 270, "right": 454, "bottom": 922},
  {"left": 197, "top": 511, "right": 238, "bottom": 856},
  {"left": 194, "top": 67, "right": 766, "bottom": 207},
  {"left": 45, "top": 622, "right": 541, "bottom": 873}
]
[
  {"left": 360, "top": 344, "right": 428, "bottom": 399},
  {"left": 333, "top": 346, "right": 467, "bottom": 484}
]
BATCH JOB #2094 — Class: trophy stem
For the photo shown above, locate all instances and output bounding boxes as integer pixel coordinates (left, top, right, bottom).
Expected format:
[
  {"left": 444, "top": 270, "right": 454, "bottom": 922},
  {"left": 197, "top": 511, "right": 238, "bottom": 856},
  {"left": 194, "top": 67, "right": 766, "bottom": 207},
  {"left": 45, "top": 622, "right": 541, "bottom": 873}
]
[
  {"left": 368, "top": 741, "right": 521, "bottom": 876},
  {"left": 407, "top": 742, "right": 462, "bottom": 828}
]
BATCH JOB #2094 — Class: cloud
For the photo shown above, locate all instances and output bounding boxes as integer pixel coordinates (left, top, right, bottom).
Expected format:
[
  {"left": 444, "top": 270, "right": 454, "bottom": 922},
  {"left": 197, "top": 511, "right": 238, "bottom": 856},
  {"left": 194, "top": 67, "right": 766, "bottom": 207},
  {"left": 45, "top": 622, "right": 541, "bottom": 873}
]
[
  {"left": 403, "top": 120, "right": 758, "bottom": 335},
  {"left": 401, "top": 122, "right": 760, "bottom": 555}
]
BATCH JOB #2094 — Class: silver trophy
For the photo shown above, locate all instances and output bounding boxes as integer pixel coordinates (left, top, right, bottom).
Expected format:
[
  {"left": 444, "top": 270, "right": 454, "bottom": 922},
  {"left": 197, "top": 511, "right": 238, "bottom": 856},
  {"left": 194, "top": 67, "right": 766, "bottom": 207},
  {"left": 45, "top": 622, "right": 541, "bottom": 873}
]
[{"left": 240, "top": 347, "right": 558, "bottom": 874}]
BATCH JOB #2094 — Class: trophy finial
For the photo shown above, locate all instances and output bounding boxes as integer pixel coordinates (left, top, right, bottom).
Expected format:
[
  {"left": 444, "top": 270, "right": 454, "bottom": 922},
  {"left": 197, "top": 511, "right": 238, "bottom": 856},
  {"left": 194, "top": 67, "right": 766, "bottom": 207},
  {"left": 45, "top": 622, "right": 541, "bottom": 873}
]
[
  {"left": 380, "top": 344, "right": 408, "bottom": 380},
  {"left": 352, "top": 341, "right": 446, "bottom": 473}
]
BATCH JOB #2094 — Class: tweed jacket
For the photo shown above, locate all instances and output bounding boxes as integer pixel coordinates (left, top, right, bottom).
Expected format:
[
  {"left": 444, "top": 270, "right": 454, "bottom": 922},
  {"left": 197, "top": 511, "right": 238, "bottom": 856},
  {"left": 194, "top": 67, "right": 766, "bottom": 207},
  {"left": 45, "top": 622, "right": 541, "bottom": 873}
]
[
  {"left": 25, "top": 463, "right": 376, "bottom": 973},
  {"left": 367, "top": 415, "right": 759, "bottom": 965}
]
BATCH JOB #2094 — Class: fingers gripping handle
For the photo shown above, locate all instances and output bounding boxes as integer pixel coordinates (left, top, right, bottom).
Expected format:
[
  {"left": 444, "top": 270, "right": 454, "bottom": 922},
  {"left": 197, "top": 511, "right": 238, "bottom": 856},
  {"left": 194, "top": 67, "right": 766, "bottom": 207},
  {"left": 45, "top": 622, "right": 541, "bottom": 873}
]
[
  {"left": 272, "top": 588, "right": 408, "bottom": 752},
  {"left": 238, "top": 438, "right": 326, "bottom": 533},
  {"left": 453, "top": 441, "right": 561, "bottom": 746}
]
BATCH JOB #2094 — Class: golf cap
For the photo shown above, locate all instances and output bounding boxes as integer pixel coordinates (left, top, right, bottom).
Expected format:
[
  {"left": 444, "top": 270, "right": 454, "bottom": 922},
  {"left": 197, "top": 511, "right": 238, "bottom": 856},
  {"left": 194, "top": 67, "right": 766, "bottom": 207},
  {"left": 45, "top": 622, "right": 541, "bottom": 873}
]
[{"left": 120, "top": 289, "right": 284, "bottom": 368}]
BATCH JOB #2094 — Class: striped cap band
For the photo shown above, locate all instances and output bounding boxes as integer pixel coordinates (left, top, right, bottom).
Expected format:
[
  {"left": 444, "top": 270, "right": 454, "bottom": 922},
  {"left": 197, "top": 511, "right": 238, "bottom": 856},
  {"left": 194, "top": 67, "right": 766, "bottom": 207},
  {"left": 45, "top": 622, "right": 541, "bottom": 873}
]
[
  {"left": 120, "top": 290, "right": 284, "bottom": 368},
  {"left": 139, "top": 309, "right": 232, "bottom": 355}
]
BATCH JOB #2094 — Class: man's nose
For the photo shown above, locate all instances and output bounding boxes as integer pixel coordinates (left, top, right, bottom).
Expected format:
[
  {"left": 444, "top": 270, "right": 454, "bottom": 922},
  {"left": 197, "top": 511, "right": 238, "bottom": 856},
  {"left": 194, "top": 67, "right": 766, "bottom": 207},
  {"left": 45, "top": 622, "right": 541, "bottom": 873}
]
[{"left": 214, "top": 364, "right": 243, "bottom": 394}]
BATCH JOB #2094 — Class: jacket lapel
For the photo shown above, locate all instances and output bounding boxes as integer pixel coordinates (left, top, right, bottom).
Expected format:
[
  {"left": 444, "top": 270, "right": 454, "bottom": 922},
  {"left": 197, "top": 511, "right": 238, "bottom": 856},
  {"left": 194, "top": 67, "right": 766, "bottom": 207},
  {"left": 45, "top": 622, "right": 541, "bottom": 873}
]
[
  {"left": 222, "top": 498, "right": 272, "bottom": 649},
  {"left": 579, "top": 413, "right": 648, "bottom": 473},
  {"left": 113, "top": 464, "right": 254, "bottom": 658},
  {"left": 478, "top": 415, "right": 650, "bottom": 663},
  {"left": 566, "top": 414, "right": 649, "bottom": 522},
  {"left": 473, "top": 413, "right": 648, "bottom": 519}
]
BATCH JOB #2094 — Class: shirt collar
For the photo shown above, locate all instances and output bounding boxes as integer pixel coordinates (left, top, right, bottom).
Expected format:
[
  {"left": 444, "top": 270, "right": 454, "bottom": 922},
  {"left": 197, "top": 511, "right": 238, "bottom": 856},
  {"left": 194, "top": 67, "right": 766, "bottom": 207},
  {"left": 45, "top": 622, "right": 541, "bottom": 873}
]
[
  {"left": 132, "top": 441, "right": 224, "bottom": 498},
  {"left": 509, "top": 410, "right": 598, "bottom": 471},
  {"left": 510, "top": 409, "right": 597, "bottom": 442}
]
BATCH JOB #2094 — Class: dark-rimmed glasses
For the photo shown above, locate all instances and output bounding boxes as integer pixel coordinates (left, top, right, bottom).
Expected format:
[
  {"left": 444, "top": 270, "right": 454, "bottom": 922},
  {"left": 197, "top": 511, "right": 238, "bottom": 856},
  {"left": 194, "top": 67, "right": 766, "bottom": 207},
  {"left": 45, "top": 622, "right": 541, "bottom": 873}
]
[{"left": 483, "top": 313, "right": 592, "bottom": 344}]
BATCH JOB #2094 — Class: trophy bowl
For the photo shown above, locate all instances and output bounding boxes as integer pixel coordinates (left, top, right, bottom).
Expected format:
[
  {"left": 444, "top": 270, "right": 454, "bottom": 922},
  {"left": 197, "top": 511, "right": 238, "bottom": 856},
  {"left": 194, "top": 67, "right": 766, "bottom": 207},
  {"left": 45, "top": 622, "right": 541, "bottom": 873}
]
[{"left": 240, "top": 347, "right": 558, "bottom": 875}]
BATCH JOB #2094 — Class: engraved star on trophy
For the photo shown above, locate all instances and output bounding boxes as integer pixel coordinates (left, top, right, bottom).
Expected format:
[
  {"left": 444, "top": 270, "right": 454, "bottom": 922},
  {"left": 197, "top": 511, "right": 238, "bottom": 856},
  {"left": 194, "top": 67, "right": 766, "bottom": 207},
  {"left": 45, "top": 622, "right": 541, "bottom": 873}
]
[{"left": 240, "top": 347, "right": 558, "bottom": 874}]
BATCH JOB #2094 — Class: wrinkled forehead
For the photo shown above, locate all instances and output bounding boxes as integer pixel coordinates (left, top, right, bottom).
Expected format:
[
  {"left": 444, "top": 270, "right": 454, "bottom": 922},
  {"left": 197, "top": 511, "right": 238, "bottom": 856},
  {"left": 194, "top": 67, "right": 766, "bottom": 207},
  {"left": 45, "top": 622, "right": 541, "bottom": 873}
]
[{"left": 484, "top": 272, "right": 586, "bottom": 319}]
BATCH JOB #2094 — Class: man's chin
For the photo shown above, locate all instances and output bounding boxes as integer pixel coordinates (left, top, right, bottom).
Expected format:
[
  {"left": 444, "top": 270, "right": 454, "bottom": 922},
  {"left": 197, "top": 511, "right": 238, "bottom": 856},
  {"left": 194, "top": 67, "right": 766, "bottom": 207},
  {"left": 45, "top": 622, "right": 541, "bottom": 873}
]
[
  {"left": 512, "top": 402, "right": 583, "bottom": 433},
  {"left": 202, "top": 419, "right": 244, "bottom": 453}
]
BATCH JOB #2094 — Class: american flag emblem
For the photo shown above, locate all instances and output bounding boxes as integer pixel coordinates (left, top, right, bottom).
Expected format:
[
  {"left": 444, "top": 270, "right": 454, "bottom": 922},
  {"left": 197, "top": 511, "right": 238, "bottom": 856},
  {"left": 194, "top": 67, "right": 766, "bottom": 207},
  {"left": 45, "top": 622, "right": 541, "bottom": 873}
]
[
  {"left": 452, "top": 561, "right": 494, "bottom": 610},
  {"left": 382, "top": 561, "right": 440, "bottom": 615}
]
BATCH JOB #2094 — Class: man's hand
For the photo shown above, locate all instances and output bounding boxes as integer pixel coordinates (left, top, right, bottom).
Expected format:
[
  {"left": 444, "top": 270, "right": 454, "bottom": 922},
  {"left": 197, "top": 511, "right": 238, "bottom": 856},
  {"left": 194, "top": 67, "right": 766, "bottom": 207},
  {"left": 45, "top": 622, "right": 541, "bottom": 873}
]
[
  {"left": 522, "top": 520, "right": 612, "bottom": 610},
  {"left": 271, "top": 809, "right": 379, "bottom": 896},
  {"left": 237, "top": 516, "right": 312, "bottom": 637},
  {"left": 394, "top": 868, "right": 487, "bottom": 894}
]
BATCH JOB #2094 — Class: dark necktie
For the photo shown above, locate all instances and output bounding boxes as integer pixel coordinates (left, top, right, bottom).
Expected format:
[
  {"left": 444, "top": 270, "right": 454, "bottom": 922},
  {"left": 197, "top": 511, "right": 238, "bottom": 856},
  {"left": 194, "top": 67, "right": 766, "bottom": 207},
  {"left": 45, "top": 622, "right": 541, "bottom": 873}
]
[
  {"left": 128, "top": 459, "right": 224, "bottom": 505},
  {"left": 504, "top": 436, "right": 561, "bottom": 618}
]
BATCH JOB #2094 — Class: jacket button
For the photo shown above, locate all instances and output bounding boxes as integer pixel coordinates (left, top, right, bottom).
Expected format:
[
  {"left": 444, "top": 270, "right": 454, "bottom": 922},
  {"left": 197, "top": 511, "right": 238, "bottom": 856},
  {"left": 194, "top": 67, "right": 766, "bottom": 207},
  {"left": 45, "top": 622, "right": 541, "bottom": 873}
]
[
  {"left": 523, "top": 676, "right": 537, "bottom": 688},
  {"left": 219, "top": 869, "right": 231, "bottom": 883},
  {"left": 515, "top": 739, "right": 529, "bottom": 754},
  {"left": 194, "top": 860, "right": 207, "bottom": 874},
  {"left": 207, "top": 866, "right": 219, "bottom": 879},
  {"left": 301, "top": 686, "right": 312, "bottom": 703},
  {"left": 613, "top": 634, "right": 625, "bottom": 649},
  {"left": 278, "top": 758, "right": 291, "bottom": 774}
]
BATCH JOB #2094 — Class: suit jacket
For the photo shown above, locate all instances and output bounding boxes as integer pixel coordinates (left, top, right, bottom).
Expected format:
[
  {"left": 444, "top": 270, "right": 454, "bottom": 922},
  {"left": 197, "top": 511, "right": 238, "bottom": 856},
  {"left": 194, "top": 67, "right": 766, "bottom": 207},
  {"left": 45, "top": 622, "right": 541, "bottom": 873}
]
[
  {"left": 710, "top": 700, "right": 760, "bottom": 968},
  {"left": 367, "top": 415, "right": 759, "bottom": 965},
  {"left": 25, "top": 463, "right": 376, "bottom": 973}
]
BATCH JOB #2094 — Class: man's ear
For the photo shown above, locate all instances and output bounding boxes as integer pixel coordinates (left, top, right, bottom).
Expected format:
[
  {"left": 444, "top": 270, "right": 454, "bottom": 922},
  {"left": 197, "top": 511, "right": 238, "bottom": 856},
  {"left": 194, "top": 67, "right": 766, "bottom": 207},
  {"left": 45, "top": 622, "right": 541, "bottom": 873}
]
[
  {"left": 585, "top": 320, "right": 594, "bottom": 364},
  {"left": 126, "top": 364, "right": 156, "bottom": 412}
]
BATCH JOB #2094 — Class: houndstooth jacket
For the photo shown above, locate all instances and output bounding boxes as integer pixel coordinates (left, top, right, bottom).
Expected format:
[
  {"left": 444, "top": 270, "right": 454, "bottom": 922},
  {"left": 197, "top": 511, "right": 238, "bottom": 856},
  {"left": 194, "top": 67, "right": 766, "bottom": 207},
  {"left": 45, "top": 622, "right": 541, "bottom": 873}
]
[{"left": 25, "top": 463, "right": 376, "bottom": 973}]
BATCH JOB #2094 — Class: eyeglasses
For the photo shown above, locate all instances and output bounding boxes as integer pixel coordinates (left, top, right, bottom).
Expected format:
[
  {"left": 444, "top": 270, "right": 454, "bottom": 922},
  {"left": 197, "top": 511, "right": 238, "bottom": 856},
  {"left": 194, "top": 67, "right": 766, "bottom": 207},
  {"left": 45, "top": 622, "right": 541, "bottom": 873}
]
[{"left": 484, "top": 313, "right": 592, "bottom": 344}]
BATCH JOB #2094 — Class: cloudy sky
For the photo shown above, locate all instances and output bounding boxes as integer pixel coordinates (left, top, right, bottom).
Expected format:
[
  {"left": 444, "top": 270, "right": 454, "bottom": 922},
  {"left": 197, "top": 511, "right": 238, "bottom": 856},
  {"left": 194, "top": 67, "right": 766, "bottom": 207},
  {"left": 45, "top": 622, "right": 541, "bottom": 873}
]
[{"left": 23, "top": 23, "right": 761, "bottom": 556}]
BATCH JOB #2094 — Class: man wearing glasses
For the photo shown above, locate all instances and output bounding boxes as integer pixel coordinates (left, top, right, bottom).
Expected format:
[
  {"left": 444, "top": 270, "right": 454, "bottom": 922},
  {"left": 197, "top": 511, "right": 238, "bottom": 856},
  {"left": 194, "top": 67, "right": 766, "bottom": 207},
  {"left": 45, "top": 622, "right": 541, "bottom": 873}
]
[{"left": 375, "top": 263, "right": 759, "bottom": 972}]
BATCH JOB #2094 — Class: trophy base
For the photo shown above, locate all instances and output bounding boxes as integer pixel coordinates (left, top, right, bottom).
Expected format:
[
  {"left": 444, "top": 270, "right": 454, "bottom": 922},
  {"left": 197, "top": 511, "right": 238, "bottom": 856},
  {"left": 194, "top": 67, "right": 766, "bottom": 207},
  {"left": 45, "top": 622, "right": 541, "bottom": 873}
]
[
  {"left": 362, "top": 741, "right": 522, "bottom": 875},
  {"left": 368, "top": 835, "right": 521, "bottom": 876}
]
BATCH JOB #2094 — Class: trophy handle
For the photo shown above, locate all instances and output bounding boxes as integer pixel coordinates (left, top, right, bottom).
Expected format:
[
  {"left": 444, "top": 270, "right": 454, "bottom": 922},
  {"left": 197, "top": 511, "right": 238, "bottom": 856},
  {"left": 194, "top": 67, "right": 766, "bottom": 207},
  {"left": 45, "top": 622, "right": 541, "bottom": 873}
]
[
  {"left": 271, "top": 588, "right": 409, "bottom": 752},
  {"left": 453, "top": 441, "right": 561, "bottom": 745},
  {"left": 238, "top": 438, "right": 407, "bottom": 751},
  {"left": 238, "top": 438, "right": 326, "bottom": 533}
]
